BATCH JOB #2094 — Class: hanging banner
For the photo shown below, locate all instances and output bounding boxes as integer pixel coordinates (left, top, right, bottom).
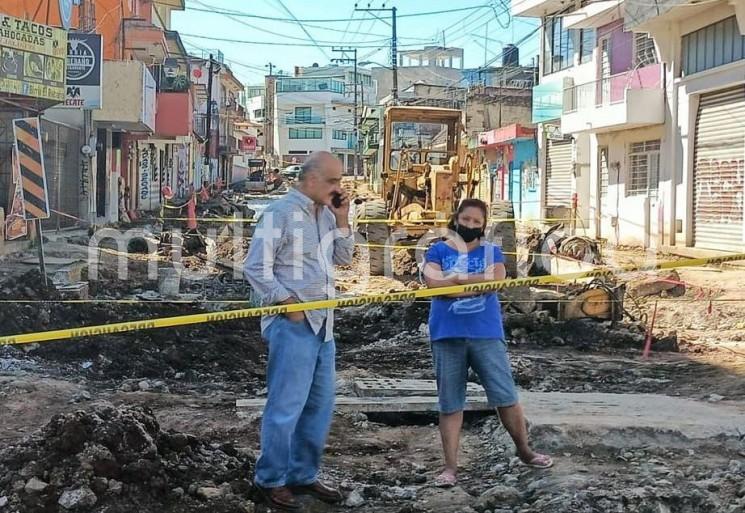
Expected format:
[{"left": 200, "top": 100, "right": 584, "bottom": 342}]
[
  {"left": 63, "top": 32, "right": 102, "bottom": 109},
  {"left": 5, "top": 146, "right": 28, "bottom": 240},
  {"left": 0, "top": 15, "right": 67, "bottom": 102},
  {"left": 13, "top": 117, "right": 50, "bottom": 220}
]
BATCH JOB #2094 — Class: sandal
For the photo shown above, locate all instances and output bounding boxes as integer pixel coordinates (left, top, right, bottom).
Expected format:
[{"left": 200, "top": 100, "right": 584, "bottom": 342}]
[
  {"left": 521, "top": 453, "right": 554, "bottom": 469},
  {"left": 434, "top": 470, "right": 457, "bottom": 488}
]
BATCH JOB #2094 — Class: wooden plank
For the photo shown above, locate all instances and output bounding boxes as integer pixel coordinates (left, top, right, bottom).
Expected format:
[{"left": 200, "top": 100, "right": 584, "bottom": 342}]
[
  {"left": 236, "top": 395, "right": 490, "bottom": 415},
  {"left": 353, "top": 378, "right": 484, "bottom": 398}
]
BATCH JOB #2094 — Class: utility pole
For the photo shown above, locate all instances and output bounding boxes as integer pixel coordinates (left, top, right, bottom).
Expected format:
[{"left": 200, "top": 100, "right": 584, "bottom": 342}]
[
  {"left": 356, "top": 5, "right": 398, "bottom": 103},
  {"left": 204, "top": 55, "right": 215, "bottom": 181},
  {"left": 332, "top": 47, "right": 360, "bottom": 178},
  {"left": 266, "top": 62, "right": 275, "bottom": 77}
]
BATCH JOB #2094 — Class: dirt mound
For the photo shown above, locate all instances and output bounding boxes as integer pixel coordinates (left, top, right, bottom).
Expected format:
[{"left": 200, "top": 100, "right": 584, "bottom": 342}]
[
  {"left": 0, "top": 405, "right": 254, "bottom": 513},
  {"left": 1, "top": 299, "right": 266, "bottom": 388},
  {"left": 0, "top": 270, "right": 60, "bottom": 300}
]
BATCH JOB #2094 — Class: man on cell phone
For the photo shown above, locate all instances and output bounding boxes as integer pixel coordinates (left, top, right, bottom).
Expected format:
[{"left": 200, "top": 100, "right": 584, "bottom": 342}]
[{"left": 243, "top": 151, "right": 353, "bottom": 510}]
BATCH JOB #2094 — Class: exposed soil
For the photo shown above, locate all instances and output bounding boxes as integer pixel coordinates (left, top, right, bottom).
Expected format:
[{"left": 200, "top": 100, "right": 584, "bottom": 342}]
[{"left": 1, "top": 229, "right": 745, "bottom": 512}]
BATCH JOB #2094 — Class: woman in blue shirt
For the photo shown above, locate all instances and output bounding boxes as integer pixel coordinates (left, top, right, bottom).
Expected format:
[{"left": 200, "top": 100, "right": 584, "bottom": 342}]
[{"left": 423, "top": 198, "right": 553, "bottom": 488}]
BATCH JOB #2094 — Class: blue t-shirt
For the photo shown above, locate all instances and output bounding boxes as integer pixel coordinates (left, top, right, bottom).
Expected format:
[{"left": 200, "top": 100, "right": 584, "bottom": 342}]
[{"left": 424, "top": 241, "right": 505, "bottom": 341}]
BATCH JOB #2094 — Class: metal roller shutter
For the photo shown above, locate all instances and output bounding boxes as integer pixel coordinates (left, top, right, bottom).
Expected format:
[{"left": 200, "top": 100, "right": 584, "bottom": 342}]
[
  {"left": 545, "top": 138, "right": 573, "bottom": 208},
  {"left": 693, "top": 86, "right": 745, "bottom": 250}
]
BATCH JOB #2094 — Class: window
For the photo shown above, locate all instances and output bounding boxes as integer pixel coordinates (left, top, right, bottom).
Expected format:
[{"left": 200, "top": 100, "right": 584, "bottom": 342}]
[
  {"left": 253, "top": 109, "right": 264, "bottom": 118},
  {"left": 580, "top": 29, "right": 596, "bottom": 64},
  {"left": 682, "top": 16, "right": 745, "bottom": 76},
  {"left": 289, "top": 128, "right": 322, "bottom": 139},
  {"left": 294, "top": 107, "right": 311, "bottom": 122},
  {"left": 627, "top": 140, "right": 660, "bottom": 196},
  {"left": 545, "top": 16, "right": 575, "bottom": 74},
  {"left": 332, "top": 130, "right": 347, "bottom": 140},
  {"left": 634, "top": 33, "right": 658, "bottom": 67}
]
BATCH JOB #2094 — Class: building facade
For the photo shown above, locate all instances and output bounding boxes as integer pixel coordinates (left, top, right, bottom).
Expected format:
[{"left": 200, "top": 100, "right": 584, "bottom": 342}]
[
  {"left": 625, "top": 0, "right": 745, "bottom": 252},
  {"left": 515, "top": 0, "right": 666, "bottom": 246},
  {"left": 271, "top": 76, "right": 357, "bottom": 173}
]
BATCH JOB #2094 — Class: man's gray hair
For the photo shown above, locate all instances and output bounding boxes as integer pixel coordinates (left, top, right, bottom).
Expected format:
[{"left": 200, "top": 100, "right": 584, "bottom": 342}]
[{"left": 299, "top": 151, "right": 335, "bottom": 181}]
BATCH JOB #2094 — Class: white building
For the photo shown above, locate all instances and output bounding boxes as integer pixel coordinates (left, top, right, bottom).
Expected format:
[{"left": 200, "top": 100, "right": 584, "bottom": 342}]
[
  {"left": 272, "top": 76, "right": 358, "bottom": 173},
  {"left": 514, "top": 0, "right": 666, "bottom": 248},
  {"left": 625, "top": 0, "right": 745, "bottom": 253},
  {"left": 515, "top": 0, "right": 745, "bottom": 253},
  {"left": 241, "top": 85, "right": 265, "bottom": 124}
]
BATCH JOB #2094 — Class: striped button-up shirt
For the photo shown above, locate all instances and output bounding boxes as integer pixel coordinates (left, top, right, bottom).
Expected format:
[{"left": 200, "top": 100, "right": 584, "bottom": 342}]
[{"left": 243, "top": 187, "right": 354, "bottom": 341}]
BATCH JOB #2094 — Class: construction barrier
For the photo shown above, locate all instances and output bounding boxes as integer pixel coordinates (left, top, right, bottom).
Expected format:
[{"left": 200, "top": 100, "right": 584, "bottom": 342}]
[
  {"left": 158, "top": 217, "right": 574, "bottom": 224},
  {"left": 1, "top": 253, "right": 744, "bottom": 347}
]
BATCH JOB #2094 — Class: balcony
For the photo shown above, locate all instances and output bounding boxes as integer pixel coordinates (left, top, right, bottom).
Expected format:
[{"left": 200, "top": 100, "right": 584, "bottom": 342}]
[
  {"left": 155, "top": 91, "right": 193, "bottom": 137},
  {"left": 363, "top": 131, "right": 379, "bottom": 156},
  {"left": 624, "top": 0, "right": 723, "bottom": 31},
  {"left": 93, "top": 61, "right": 156, "bottom": 132},
  {"left": 193, "top": 113, "right": 208, "bottom": 140},
  {"left": 561, "top": 64, "right": 664, "bottom": 134},
  {"left": 284, "top": 115, "right": 325, "bottom": 125},
  {"left": 511, "top": 0, "right": 570, "bottom": 18},
  {"left": 276, "top": 78, "right": 345, "bottom": 94},
  {"left": 123, "top": 18, "right": 167, "bottom": 62}
]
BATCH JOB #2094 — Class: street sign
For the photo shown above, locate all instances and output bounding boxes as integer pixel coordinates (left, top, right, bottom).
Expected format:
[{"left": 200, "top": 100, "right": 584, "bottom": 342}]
[
  {"left": 0, "top": 15, "right": 67, "bottom": 102},
  {"left": 63, "top": 32, "right": 103, "bottom": 109},
  {"left": 13, "top": 117, "right": 50, "bottom": 220}
]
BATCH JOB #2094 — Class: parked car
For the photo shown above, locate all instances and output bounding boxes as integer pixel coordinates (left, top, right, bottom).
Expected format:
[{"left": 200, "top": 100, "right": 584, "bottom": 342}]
[{"left": 281, "top": 165, "right": 302, "bottom": 180}]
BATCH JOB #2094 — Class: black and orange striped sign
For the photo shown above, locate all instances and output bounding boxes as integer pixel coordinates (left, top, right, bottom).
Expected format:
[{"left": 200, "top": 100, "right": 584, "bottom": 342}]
[{"left": 12, "top": 117, "right": 50, "bottom": 220}]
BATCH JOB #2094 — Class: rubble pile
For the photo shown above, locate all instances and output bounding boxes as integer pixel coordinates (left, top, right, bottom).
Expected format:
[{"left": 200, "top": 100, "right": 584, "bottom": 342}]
[
  {"left": 0, "top": 270, "right": 60, "bottom": 300},
  {"left": 0, "top": 405, "right": 254, "bottom": 513},
  {"left": 466, "top": 419, "right": 745, "bottom": 513},
  {"left": 0, "top": 294, "right": 265, "bottom": 388}
]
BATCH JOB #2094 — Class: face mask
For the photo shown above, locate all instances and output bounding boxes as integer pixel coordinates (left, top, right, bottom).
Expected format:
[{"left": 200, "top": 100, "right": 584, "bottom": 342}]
[{"left": 455, "top": 224, "right": 484, "bottom": 243}]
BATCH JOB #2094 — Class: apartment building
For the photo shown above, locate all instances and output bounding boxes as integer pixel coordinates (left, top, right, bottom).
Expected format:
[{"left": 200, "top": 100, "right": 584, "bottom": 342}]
[
  {"left": 514, "top": 0, "right": 666, "bottom": 247},
  {"left": 625, "top": 0, "right": 745, "bottom": 252}
]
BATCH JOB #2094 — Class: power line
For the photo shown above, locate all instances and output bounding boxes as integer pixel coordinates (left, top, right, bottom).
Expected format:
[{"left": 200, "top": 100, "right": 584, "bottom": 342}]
[
  {"left": 272, "top": 0, "right": 331, "bottom": 60},
  {"left": 179, "top": 2, "right": 491, "bottom": 23},
  {"left": 188, "top": 0, "right": 392, "bottom": 46},
  {"left": 179, "top": 32, "right": 429, "bottom": 49}
]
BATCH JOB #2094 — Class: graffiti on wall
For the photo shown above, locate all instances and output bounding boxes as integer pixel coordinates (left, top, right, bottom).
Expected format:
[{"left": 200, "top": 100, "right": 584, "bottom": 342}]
[
  {"left": 139, "top": 146, "right": 150, "bottom": 201},
  {"left": 695, "top": 158, "right": 744, "bottom": 222},
  {"left": 80, "top": 157, "right": 89, "bottom": 198},
  {"left": 177, "top": 145, "right": 187, "bottom": 195},
  {"left": 522, "top": 161, "right": 538, "bottom": 192}
]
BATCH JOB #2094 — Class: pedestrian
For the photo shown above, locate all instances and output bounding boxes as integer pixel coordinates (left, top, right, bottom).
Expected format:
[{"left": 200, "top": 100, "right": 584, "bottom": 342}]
[
  {"left": 422, "top": 198, "right": 553, "bottom": 488},
  {"left": 199, "top": 180, "right": 211, "bottom": 203},
  {"left": 243, "top": 151, "right": 353, "bottom": 510},
  {"left": 267, "top": 168, "right": 284, "bottom": 192}
]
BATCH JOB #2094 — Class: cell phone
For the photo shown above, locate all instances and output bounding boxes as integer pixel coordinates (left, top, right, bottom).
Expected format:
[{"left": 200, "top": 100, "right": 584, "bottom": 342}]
[{"left": 331, "top": 192, "right": 343, "bottom": 208}]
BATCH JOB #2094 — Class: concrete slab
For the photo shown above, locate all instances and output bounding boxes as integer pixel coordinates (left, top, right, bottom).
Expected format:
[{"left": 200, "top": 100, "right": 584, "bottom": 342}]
[
  {"left": 353, "top": 378, "right": 484, "bottom": 398},
  {"left": 236, "top": 391, "right": 745, "bottom": 439}
]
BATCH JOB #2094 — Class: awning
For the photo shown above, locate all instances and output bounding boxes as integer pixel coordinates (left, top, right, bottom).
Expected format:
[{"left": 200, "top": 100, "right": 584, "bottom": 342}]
[{"left": 565, "top": 0, "right": 624, "bottom": 30}]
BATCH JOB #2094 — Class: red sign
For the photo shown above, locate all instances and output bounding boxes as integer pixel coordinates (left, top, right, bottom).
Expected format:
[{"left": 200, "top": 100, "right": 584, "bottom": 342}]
[{"left": 240, "top": 136, "right": 257, "bottom": 151}]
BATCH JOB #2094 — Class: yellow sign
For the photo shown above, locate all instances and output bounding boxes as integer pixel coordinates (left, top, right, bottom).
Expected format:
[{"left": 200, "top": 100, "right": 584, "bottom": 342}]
[{"left": 0, "top": 15, "right": 67, "bottom": 101}]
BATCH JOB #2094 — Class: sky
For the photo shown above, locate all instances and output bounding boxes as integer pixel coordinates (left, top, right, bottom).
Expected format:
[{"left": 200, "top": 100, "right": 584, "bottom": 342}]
[{"left": 171, "top": 0, "right": 540, "bottom": 88}]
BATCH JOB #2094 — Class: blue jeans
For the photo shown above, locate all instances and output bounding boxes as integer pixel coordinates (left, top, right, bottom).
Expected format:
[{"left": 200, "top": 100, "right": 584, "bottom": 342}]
[
  {"left": 431, "top": 338, "right": 518, "bottom": 414},
  {"left": 254, "top": 315, "right": 336, "bottom": 488}
]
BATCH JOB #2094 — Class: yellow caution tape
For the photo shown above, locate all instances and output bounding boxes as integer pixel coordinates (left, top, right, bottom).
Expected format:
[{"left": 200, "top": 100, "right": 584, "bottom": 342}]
[
  {"left": 1, "top": 253, "right": 744, "bottom": 346},
  {"left": 157, "top": 217, "right": 571, "bottom": 225}
]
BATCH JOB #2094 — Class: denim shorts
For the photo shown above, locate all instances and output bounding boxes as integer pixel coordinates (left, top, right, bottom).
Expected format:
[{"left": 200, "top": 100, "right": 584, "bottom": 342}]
[{"left": 431, "top": 338, "right": 519, "bottom": 414}]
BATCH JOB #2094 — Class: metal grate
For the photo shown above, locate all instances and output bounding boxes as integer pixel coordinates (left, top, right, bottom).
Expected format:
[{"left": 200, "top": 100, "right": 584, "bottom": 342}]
[
  {"left": 599, "top": 146, "right": 609, "bottom": 198},
  {"left": 634, "top": 33, "right": 658, "bottom": 67},
  {"left": 627, "top": 140, "right": 660, "bottom": 196}
]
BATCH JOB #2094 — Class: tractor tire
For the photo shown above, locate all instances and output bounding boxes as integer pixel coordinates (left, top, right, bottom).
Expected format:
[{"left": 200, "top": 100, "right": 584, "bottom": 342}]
[
  {"left": 356, "top": 199, "right": 389, "bottom": 276},
  {"left": 487, "top": 200, "right": 518, "bottom": 278}
]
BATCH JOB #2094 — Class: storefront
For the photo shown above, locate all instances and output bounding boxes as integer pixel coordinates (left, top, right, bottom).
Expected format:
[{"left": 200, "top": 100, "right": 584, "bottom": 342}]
[
  {"left": 692, "top": 86, "right": 745, "bottom": 251},
  {"left": 478, "top": 124, "right": 539, "bottom": 221}
]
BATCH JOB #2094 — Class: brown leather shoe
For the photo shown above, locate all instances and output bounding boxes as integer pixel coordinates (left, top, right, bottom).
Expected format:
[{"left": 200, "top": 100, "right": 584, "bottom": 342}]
[
  {"left": 252, "top": 485, "right": 301, "bottom": 510},
  {"left": 290, "top": 481, "right": 344, "bottom": 504}
]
